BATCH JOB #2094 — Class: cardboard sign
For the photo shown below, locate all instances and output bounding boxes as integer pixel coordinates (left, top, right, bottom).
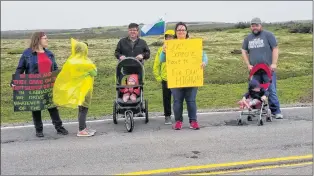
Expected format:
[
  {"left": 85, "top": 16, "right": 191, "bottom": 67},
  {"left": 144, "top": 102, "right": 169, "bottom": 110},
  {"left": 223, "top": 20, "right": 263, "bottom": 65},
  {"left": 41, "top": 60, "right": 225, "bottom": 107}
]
[
  {"left": 12, "top": 71, "right": 59, "bottom": 112},
  {"left": 166, "top": 39, "right": 203, "bottom": 88}
]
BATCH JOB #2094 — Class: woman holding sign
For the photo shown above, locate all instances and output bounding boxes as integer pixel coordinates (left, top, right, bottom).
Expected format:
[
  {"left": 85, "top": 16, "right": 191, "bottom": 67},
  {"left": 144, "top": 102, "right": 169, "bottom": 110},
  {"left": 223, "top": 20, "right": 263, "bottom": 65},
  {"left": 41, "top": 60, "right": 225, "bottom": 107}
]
[
  {"left": 11, "top": 32, "right": 68, "bottom": 137},
  {"left": 160, "top": 22, "right": 208, "bottom": 130}
]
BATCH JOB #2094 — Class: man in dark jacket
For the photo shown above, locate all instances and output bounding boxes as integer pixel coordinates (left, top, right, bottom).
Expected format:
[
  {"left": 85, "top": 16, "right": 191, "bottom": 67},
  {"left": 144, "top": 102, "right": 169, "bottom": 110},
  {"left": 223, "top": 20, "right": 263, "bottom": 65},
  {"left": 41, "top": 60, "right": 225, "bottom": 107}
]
[
  {"left": 114, "top": 23, "right": 150, "bottom": 117},
  {"left": 114, "top": 23, "right": 150, "bottom": 63}
]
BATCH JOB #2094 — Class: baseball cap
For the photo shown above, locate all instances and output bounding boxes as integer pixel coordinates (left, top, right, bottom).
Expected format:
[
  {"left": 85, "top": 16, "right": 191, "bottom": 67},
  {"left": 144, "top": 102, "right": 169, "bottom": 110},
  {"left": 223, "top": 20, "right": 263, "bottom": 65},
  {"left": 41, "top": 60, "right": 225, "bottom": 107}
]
[
  {"left": 249, "top": 79, "right": 260, "bottom": 89},
  {"left": 251, "top": 17, "right": 262, "bottom": 25},
  {"left": 165, "top": 30, "right": 175, "bottom": 35}
]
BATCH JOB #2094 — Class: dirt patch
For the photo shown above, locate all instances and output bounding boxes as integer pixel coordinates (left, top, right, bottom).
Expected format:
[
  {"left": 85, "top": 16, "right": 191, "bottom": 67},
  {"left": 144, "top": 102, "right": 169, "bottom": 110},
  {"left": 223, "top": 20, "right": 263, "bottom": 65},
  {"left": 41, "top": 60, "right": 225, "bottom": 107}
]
[
  {"left": 299, "top": 89, "right": 313, "bottom": 103},
  {"left": 230, "top": 49, "right": 242, "bottom": 54}
]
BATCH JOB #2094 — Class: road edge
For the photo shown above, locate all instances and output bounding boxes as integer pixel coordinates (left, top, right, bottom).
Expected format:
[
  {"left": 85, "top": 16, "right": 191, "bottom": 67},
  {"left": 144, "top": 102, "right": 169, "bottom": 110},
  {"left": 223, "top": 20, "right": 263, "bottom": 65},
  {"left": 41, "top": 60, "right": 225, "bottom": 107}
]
[{"left": 1, "top": 103, "right": 312, "bottom": 128}]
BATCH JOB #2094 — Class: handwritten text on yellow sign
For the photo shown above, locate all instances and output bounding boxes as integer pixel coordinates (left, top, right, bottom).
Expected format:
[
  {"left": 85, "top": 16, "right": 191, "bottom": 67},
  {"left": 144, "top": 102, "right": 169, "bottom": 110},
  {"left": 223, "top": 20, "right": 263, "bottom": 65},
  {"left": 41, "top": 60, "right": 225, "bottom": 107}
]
[{"left": 166, "top": 39, "right": 203, "bottom": 88}]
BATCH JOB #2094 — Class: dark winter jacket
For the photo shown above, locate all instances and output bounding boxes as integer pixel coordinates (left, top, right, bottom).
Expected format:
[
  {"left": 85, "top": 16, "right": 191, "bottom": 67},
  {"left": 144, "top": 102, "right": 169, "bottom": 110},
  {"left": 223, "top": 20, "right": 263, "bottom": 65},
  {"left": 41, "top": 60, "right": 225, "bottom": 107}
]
[{"left": 114, "top": 37, "right": 150, "bottom": 63}]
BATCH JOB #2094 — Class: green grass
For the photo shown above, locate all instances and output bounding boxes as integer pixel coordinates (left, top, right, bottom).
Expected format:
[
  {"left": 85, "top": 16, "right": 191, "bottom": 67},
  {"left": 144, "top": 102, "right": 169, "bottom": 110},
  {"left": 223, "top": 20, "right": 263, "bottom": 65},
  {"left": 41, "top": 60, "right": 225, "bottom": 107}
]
[{"left": 1, "top": 27, "right": 312, "bottom": 124}]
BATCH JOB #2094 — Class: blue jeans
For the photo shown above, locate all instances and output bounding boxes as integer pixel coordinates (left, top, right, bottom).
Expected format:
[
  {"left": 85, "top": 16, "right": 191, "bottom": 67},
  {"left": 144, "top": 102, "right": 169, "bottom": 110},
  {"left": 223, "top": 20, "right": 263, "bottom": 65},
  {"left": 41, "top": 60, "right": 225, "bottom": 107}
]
[
  {"left": 253, "top": 71, "right": 281, "bottom": 115},
  {"left": 171, "top": 87, "right": 198, "bottom": 122}
]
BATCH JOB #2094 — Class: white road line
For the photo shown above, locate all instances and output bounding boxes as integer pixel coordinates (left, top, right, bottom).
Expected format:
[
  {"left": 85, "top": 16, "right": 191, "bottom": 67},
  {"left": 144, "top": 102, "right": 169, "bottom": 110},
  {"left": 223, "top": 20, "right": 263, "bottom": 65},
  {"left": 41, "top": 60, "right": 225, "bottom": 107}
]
[{"left": 1, "top": 106, "right": 311, "bottom": 130}]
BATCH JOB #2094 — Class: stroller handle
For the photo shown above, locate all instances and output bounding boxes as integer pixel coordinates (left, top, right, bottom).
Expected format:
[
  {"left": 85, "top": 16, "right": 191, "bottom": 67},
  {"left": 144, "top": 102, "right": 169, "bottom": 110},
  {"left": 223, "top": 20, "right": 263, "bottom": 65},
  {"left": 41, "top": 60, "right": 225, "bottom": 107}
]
[{"left": 119, "top": 57, "right": 143, "bottom": 61}]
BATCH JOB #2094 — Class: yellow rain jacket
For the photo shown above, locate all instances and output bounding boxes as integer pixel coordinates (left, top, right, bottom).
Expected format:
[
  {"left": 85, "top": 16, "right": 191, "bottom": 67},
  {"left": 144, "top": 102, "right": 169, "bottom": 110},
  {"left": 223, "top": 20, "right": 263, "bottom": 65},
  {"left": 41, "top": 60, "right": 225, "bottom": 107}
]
[
  {"left": 53, "top": 38, "right": 97, "bottom": 108},
  {"left": 153, "top": 30, "right": 175, "bottom": 82}
]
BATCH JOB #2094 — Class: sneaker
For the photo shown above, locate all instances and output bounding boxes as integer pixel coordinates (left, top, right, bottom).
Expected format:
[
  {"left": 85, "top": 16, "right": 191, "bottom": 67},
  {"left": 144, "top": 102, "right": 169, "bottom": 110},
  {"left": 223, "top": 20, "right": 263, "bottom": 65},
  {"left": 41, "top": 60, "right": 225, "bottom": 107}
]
[
  {"left": 56, "top": 126, "right": 68, "bottom": 135},
  {"left": 190, "top": 121, "right": 200, "bottom": 130},
  {"left": 77, "top": 128, "right": 94, "bottom": 137},
  {"left": 86, "top": 128, "right": 96, "bottom": 135},
  {"left": 275, "top": 114, "right": 283, "bottom": 119},
  {"left": 173, "top": 121, "right": 183, "bottom": 130},
  {"left": 165, "top": 116, "right": 172, "bottom": 125},
  {"left": 36, "top": 131, "right": 44, "bottom": 137}
]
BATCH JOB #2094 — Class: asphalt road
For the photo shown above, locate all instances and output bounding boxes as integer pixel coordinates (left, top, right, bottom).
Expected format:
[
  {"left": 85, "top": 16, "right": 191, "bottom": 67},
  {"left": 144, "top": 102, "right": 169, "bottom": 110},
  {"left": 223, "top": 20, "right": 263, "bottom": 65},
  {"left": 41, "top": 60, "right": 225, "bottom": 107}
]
[{"left": 1, "top": 107, "right": 313, "bottom": 175}]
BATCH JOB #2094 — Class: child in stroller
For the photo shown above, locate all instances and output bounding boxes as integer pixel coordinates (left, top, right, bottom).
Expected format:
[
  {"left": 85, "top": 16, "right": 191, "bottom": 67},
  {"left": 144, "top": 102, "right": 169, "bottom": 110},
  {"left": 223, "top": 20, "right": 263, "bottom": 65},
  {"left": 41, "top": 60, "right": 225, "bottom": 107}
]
[
  {"left": 239, "top": 79, "right": 269, "bottom": 112},
  {"left": 121, "top": 74, "right": 140, "bottom": 103},
  {"left": 237, "top": 63, "right": 273, "bottom": 126}
]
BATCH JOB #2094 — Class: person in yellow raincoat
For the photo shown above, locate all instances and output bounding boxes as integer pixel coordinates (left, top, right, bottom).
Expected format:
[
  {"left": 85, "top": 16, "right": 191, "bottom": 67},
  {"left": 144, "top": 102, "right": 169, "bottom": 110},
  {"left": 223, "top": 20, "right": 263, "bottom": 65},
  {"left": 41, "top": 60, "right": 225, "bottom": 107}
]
[
  {"left": 153, "top": 30, "right": 175, "bottom": 125},
  {"left": 53, "top": 38, "right": 97, "bottom": 137}
]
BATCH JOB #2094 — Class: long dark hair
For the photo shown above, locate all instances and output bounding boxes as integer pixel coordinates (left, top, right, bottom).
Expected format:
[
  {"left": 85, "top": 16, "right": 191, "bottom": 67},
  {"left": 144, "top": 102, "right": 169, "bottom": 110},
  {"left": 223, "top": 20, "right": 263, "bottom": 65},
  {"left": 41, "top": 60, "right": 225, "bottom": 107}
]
[{"left": 174, "top": 22, "right": 189, "bottom": 39}]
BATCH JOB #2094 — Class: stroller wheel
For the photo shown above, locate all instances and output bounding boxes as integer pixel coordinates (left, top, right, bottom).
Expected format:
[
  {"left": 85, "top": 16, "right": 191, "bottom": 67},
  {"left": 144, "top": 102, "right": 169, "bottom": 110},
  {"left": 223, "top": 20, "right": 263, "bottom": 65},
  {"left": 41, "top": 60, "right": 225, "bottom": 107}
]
[
  {"left": 258, "top": 119, "right": 264, "bottom": 126},
  {"left": 145, "top": 99, "right": 149, "bottom": 124},
  {"left": 237, "top": 119, "right": 243, "bottom": 126},
  {"left": 113, "top": 101, "right": 118, "bottom": 124},
  {"left": 266, "top": 116, "right": 272, "bottom": 122},
  {"left": 125, "top": 111, "right": 134, "bottom": 132},
  {"left": 266, "top": 109, "right": 272, "bottom": 122},
  {"left": 247, "top": 116, "right": 252, "bottom": 121}
]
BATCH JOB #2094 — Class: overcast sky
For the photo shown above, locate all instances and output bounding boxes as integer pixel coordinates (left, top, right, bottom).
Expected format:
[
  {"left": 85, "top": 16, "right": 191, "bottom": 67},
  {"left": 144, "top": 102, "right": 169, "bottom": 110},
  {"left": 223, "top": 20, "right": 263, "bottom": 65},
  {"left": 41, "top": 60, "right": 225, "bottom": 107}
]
[{"left": 1, "top": 1, "right": 312, "bottom": 31}]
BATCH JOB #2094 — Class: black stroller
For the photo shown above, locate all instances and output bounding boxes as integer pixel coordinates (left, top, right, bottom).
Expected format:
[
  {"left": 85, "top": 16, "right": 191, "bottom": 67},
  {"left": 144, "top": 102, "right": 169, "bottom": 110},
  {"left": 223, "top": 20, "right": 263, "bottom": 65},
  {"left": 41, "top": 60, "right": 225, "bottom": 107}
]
[{"left": 112, "top": 57, "right": 149, "bottom": 132}]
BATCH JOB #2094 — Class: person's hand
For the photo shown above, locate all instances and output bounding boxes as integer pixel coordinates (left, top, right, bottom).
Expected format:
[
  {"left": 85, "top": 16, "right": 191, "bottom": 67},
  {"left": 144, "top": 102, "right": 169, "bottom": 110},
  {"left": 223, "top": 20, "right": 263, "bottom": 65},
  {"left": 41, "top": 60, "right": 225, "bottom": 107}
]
[
  {"left": 10, "top": 83, "right": 16, "bottom": 90},
  {"left": 119, "top": 55, "right": 126, "bottom": 60},
  {"left": 156, "top": 76, "right": 162, "bottom": 82},
  {"left": 261, "top": 95, "right": 267, "bottom": 102},
  {"left": 242, "top": 97, "right": 246, "bottom": 102},
  {"left": 270, "top": 63, "right": 277, "bottom": 71},
  {"left": 123, "top": 88, "right": 129, "bottom": 93},
  {"left": 200, "top": 62, "right": 206, "bottom": 69},
  {"left": 136, "top": 54, "right": 143, "bottom": 60},
  {"left": 162, "top": 44, "right": 167, "bottom": 53},
  {"left": 248, "top": 64, "right": 253, "bottom": 70}
]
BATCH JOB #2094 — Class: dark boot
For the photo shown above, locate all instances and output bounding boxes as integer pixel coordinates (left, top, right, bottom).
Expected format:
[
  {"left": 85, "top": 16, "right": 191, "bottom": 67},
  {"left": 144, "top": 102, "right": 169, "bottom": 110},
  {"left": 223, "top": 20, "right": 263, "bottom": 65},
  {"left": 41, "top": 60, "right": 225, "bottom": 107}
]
[
  {"left": 48, "top": 108, "right": 68, "bottom": 135},
  {"left": 36, "top": 130, "right": 44, "bottom": 137},
  {"left": 56, "top": 126, "right": 68, "bottom": 135},
  {"left": 32, "top": 111, "right": 44, "bottom": 137}
]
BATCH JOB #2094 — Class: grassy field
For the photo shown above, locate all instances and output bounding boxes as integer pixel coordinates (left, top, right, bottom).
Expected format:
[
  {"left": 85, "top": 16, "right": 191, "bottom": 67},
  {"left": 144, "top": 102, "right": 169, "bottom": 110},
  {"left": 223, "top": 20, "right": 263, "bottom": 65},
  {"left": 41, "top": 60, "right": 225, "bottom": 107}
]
[{"left": 1, "top": 26, "right": 312, "bottom": 124}]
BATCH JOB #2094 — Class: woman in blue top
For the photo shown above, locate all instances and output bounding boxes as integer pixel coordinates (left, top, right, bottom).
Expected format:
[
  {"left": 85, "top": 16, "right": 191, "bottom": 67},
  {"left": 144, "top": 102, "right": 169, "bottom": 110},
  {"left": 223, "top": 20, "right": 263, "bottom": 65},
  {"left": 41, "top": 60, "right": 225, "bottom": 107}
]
[{"left": 160, "top": 22, "right": 208, "bottom": 130}]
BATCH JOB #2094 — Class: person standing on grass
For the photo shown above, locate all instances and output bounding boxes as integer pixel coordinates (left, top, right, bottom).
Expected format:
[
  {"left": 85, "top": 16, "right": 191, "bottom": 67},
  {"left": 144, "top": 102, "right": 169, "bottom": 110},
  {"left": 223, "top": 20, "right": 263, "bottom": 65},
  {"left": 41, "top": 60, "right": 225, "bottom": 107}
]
[
  {"left": 153, "top": 29, "right": 175, "bottom": 125},
  {"left": 10, "top": 32, "right": 68, "bottom": 138},
  {"left": 114, "top": 23, "right": 151, "bottom": 64},
  {"left": 241, "top": 17, "right": 283, "bottom": 119},
  {"left": 53, "top": 38, "right": 97, "bottom": 137},
  {"left": 160, "top": 22, "right": 208, "bottom": 130}
]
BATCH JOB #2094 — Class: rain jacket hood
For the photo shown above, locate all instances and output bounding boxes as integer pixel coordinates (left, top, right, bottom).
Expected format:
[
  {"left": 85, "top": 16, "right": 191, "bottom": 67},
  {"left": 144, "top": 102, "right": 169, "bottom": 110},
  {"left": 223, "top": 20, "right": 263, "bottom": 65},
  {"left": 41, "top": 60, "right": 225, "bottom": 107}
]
[{"left": 53, "top": 38, "right": 97, "bottom": 108}]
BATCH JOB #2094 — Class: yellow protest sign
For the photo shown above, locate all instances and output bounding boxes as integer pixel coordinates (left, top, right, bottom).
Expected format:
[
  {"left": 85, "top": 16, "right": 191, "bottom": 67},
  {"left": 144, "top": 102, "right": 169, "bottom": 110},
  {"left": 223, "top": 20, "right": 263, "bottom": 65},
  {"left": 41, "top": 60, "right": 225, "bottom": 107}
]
[{"left": 165, "top": 38, "right": 203, "bottom": 88}]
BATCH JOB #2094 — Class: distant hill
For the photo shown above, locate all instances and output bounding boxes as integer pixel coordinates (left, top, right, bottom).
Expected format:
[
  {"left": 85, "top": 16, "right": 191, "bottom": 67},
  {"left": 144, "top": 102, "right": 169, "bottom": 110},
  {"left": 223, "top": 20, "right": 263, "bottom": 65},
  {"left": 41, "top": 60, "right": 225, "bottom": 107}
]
[{"left": 1, "top": 20, "right": 311, "bottom": 39}]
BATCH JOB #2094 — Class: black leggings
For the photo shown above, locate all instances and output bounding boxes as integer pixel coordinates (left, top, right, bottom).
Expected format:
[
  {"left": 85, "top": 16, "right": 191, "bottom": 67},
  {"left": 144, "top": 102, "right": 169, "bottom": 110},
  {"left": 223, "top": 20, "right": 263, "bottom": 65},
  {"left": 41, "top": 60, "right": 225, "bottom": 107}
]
[{"left": 78, "top": 106, "right": 89, "bottom": 131}]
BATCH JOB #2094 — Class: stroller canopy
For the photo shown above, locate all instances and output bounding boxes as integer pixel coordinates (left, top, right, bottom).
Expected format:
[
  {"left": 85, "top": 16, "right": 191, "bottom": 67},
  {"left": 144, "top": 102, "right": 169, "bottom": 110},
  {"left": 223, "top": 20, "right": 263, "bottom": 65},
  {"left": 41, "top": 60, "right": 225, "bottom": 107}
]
[
  {"left": 116, "top": 57, "right": 144, "bottom": 85},
  {"left": 249, "top": 63, "right": 272, "bottom": 90}
]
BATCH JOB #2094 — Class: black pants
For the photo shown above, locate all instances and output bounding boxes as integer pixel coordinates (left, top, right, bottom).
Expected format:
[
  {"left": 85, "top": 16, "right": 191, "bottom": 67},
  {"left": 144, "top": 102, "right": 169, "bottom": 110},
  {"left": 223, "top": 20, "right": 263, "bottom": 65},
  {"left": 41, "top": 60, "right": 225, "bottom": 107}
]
[
  {"left": 162, "top": 80, "right": 172, "bottom": 117},
  {"left": 32, "top": 107, "right": 63, "bottom": 132},
  {"left": 78, "top": 106, "right": 89, "bottom": 131}
]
